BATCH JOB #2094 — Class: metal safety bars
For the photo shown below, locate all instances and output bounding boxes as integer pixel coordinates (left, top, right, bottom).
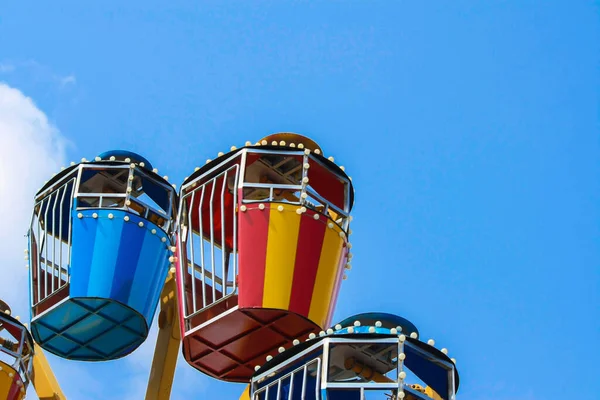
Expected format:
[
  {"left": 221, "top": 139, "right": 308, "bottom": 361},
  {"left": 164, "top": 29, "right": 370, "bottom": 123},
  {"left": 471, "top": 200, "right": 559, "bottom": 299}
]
[
  {"left": 251, "top": 336, "right": 456, "bottom": 400},
  {"left": 0, "top": 315, "right": 34, "bottom": 384},
  {"left": 177, "top": 148, "right": 351, "bottom": 329},
  {"left": 74, "top": 164, "right": 175, "bottom": 232},
  {"left": 29, "top": 163, "right": 176, "bottom": 316},
  {"left": 30, "top": 172, "right": 76, "bottom": 312},
  {"left": 253, "top": 358, "right": 321, "bottom": 400},
  {"left": 240, "top": 150, "right": 351, "bottom": 231},
  {"left": 179, "top": 163, "right": 240, "bottom": 322}
]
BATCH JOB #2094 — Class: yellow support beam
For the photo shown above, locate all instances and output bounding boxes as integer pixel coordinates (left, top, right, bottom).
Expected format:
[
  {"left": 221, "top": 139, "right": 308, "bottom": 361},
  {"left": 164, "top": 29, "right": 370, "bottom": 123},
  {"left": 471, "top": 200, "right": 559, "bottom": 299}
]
[
  {"left": 239, "top": 385, "right": 250, "bottom": 400},
  {"left": 31, "top": 343, "right": 66, "bottom": 400},
  {"left": 145, "top": 269, "right": 181, "bottom": 400}
]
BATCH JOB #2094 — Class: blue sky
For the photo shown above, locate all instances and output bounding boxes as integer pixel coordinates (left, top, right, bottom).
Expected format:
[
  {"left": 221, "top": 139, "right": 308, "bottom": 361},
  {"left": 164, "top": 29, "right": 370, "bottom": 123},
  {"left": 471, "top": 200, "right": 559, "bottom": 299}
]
[{"left": 0, "top": 1, "right": 598, "bottom": 399}]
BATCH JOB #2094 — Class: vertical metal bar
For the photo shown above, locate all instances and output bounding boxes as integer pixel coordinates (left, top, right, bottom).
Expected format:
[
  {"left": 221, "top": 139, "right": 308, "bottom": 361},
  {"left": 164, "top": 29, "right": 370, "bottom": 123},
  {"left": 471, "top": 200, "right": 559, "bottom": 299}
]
[
  {"left": 276, "top": 379, "right": 281, "bottom": 400},
  {"left": 17, "top": 326, "right": 25, "bottom": 360},
  {"left": 321, "top": 340, "right": 330, "bottom": 391},
  {"left": 36, "top": 204, "right": 41, "bottom": 304},
  {"left": 314, "top": 359, "right": 321, "bottom": 400},
  {"left": 187, "top": 191, "right": 197, "bottom": 314},
  {"left": 43, "top": 195, "right": 51, "bottom": 299},
  {"left": 66, "top": 180, "right": 75, "bottom": 284},
  {"left": 125, "top": 165, "right": 135, "bottom": 210},
  {"left": 220, "top": 170, "right": 227, "bottom": 299},
  {"left": 198, "top": 185, "right": 207, "bottom": 309},
  {"left": 51, "top": 189, "right": 58, "bottom": 294},
  {"left": 301, "top": 364, "right": 308, "bottom": 400},
  {"left": 398, "top": 340, "right": 405, "bottom": 396},
  {"left": 58, "top": 183, "right": 67, "bottom": 289},
  {"left": 264, "top": 385, "right": 269, "bottom": 400},
  {"left": 450, "top": 366, "right": 456, "bottom": 400},
  {"left": 209, "top": 178, "right": 217, "bottom": 304},
  {"left": 301, "top": 154, "right": 309, "bottom": 206},
  {"left": 232, "top": 165, "right": 239, "bottom": 293},
  {"left": 289, "top": 372, "right": 295, "bottom": 400}
]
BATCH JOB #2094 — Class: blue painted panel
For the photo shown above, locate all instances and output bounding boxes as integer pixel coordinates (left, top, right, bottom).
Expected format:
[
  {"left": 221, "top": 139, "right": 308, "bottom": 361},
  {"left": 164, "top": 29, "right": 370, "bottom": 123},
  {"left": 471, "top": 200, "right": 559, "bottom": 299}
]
[{"left": 69, "top": 209, "right": 170, "bottom": 324}]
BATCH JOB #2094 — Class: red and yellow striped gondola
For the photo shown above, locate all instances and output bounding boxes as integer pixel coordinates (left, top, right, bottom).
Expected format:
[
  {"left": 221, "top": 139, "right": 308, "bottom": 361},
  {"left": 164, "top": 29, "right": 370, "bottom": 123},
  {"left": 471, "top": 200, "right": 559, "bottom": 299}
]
[{"left": 175, "top": 133, "right": 354, "bottom": 382}]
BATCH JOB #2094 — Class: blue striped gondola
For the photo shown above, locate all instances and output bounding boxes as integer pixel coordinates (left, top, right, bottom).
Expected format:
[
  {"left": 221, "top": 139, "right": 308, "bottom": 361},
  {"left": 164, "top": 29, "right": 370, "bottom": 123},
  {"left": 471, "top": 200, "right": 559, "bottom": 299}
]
[{"left": 28, "top": 151, "right": 177, "bottom": 361}]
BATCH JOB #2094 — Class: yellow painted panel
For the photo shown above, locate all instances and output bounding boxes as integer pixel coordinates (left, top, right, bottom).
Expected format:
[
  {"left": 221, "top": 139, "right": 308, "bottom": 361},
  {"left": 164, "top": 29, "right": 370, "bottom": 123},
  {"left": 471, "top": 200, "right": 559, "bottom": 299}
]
[
  {"left": 262, "top": 204, "right": 301, "bottom": 309},
  {"left": 0, "top": 361, "right": 24, "bottom": 400},
  {"left": 308, "top": 225, "right": 344, "bottom": 327}
]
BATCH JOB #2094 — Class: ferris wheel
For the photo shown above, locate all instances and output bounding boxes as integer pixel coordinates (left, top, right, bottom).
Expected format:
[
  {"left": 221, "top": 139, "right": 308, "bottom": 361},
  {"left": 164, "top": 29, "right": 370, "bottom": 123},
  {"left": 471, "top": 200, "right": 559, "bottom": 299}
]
[{"left": 0, "top": 133, "right": 459, "bottom": 400}]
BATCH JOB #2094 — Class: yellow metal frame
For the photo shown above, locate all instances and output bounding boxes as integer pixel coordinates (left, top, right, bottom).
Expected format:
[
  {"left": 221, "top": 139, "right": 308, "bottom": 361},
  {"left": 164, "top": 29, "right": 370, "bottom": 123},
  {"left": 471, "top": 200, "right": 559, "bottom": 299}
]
[
  {"left": 2, "top": 268, "right": 183, "bottom": 400},
  {"left": 31, "top": 343, "right": 66, "bottom": 400},
  {"left": 145, "top": 268, "right": 181, "bottom": 400}
]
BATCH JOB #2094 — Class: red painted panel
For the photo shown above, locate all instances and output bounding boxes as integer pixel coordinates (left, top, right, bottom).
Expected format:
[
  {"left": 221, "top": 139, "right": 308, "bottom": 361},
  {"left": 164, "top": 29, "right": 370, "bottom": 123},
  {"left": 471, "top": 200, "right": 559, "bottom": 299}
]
[
  {"left": 237, "top": 206, "right": 270, "bottom": 307},
  {"left": 325, "top": 247, "right": 348, "bottom": 328},
  {"left": 181, "top": 308, "right": 321, "bottom": 382},
  {"left": 288, "top": 212, "right": 327, "bottom": 317},
  {"left": 7, "top": 376, "right": 22, "bottom": 400},
  {"left": 308, "top": 159, "right": 345, "bottom": 210}
]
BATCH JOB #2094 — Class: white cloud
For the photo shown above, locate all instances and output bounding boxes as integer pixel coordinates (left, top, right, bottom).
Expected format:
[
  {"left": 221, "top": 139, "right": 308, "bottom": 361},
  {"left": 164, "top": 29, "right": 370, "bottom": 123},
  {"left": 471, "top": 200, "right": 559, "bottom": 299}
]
[
  {"left": 59, "top": 75, "right": 76, "bottom": 87},
  {"left": 0, "top": 63, "right": 15, "bottom": 73},
  {"left": 0, "top": 60, "right": 76, "bottom": 89},
  {"left": 0, "top": 82, "right": 67, "bottom": 317}
]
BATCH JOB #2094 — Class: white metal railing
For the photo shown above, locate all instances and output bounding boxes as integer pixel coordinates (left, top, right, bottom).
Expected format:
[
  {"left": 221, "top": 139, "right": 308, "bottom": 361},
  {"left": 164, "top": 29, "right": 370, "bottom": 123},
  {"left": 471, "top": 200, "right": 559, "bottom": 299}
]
[
  {"left": 30, "top": 176, "right": 76, "bottom": 308},
  {"left": 179, "top": 164, "right": 240, "bottom": 321},
  {"left": 240, "top": 151, "right": 351, "bottom": 231},
  {"left": 253, "top": 358, "right": 321, "bottom": 400},
  {"left": 0, "top": 318, "right": 33, "bottom": 385},
  {"left": 74, "top": 165, "right": 174, "bottom": 232}
]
